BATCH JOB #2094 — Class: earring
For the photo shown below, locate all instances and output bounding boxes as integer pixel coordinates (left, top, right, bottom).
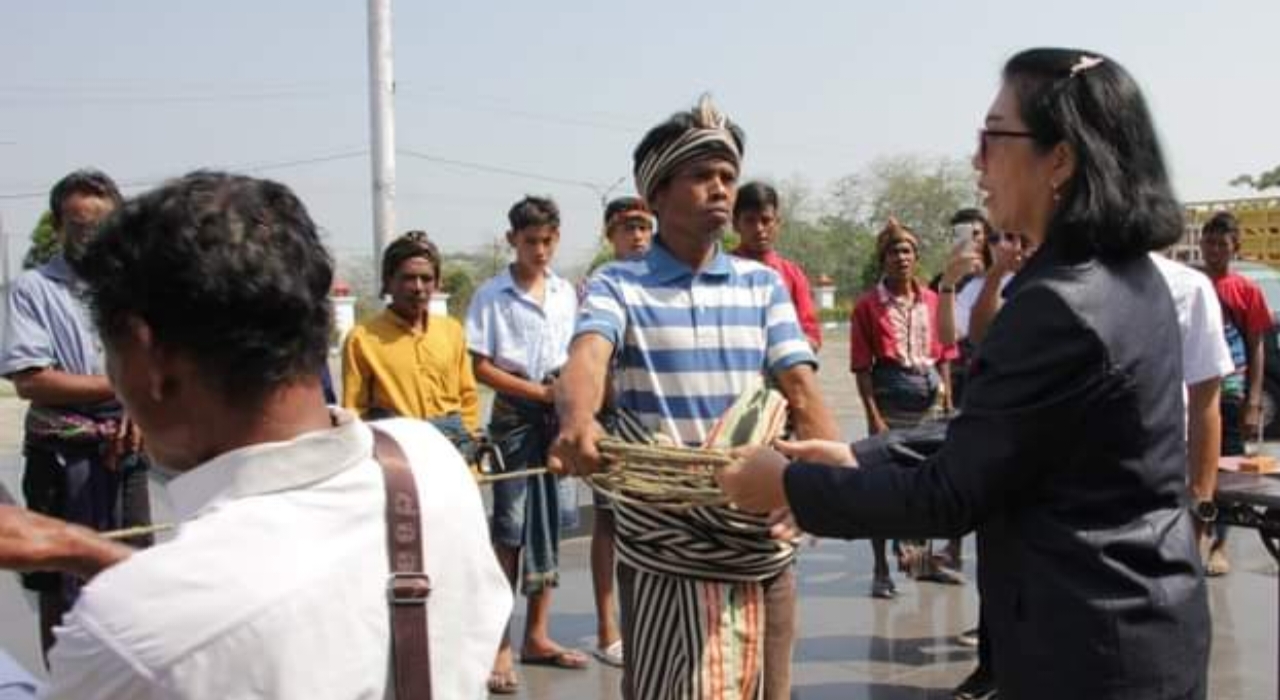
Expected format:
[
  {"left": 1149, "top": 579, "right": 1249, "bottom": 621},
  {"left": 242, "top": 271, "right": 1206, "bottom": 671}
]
[{"left": 1050, "top": 181, "right": 1061, "bottom": 203}]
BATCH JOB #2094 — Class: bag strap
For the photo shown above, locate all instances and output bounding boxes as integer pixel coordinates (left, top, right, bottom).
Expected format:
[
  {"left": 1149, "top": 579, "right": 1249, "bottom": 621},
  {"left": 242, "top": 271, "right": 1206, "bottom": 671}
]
[{"left": 371, "top": 426, "right": 433, "bottom": 700}]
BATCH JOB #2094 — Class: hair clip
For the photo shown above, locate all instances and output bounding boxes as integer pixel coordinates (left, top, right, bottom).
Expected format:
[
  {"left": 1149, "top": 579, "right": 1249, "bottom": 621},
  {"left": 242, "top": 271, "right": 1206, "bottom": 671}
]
[{"left": 1069, "top": 55, "right": 1104, "bottom": 78}]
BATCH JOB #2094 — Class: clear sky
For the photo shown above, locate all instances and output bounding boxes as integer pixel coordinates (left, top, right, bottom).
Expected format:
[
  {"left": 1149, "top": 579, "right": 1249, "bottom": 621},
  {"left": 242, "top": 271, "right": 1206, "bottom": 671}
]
[{"left": 1, "top": 1, "right": 1275, "bottom": 279}]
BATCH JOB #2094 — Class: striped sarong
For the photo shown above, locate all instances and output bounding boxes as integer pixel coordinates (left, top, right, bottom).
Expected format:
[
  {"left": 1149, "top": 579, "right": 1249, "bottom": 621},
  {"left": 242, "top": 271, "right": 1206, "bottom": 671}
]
[
  {"left": 623, "top": 563, "right": 766, "bottom": 700},
  {"left": 610, "top": 389, "right": 794, "bottom": 699},
  {"left": 616, "top": 503, "right": 792, "bottom": 700}
]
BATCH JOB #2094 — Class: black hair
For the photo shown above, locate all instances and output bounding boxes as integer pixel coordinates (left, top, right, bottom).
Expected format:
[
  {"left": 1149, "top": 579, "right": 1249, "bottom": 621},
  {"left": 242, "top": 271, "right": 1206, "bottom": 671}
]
[
  {"left": 76, "top": 171, "right": 333, "bottom": 403},
  {"left": 733, "top": 181, "right": 780, "bottom": 219},
  {"left": 49, "top": 169, "right": 123, "bottom": 230},
  {"left": 949, "top": 208, "right": 990, "bottom": 231},
  {"left": 951, "top": 208, "right": 996, "bottom": 267},
  {"left": 1202, "top": 211, "right": 1240, "bottom": 238},
  {"left": 382, "top": 230, "right": 442, "bottom": 294},
  {"left": 1002, "top": 48, "right": 1182, "bottom": 261},
  {"left": 632, "top": 102, "right": 745, "bottom": 198},
  {"left": 507, "top": 195, "right": 560, "bottom": 231}
]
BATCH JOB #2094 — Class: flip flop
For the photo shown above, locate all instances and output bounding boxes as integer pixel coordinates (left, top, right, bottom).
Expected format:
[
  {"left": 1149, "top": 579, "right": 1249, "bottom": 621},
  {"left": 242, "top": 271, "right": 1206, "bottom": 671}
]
[
  {"left": 592, "top": 639, "right": 624, "bottom": 667},
  {"left": 520, "top": 648, "right": 590, "bottom": 670},
  {"left": 487, "top": 668, "right": 519, "bottom": 695}
]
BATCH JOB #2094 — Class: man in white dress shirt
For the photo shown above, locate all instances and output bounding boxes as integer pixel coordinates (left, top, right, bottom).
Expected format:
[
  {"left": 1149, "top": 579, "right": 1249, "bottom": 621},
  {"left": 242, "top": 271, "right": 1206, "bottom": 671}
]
[
  {"left": 1150, "top": 253, "right": 1234, "bottom": 541},
  {"left": 0, "top": 171, "right": 511, "bottom": 699}
]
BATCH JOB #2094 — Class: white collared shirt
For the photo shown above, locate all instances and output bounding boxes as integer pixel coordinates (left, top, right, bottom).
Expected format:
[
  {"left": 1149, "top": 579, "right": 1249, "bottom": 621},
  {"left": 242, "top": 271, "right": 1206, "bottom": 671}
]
[
  {"left": 465, "top": 267, "right": 578, "bottom": 381},
  {"left": 42, "top": 411, "right": 512, "bottom": 700},
  {"left": 1151, "top": 253, "right": 1234, "bottom": 385}
]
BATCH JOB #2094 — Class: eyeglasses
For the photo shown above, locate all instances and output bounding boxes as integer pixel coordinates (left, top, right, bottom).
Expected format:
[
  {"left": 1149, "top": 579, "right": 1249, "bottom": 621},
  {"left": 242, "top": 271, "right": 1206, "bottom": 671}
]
[{"left": 977, "top": 128, "right": 1036, "bottom": 162}]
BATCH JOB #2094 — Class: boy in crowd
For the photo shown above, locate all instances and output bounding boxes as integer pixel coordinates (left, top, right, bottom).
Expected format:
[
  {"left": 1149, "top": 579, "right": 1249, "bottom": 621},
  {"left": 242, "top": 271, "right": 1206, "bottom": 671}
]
[
  {"left": 466, "top": 196, "right": 585, "bottom": 694},
  {"left": 1199, "top": 211, "right": 1272, "bottom": 576},
  {"left": 731, "top": 182, "right": 822, "bottom": 350}
]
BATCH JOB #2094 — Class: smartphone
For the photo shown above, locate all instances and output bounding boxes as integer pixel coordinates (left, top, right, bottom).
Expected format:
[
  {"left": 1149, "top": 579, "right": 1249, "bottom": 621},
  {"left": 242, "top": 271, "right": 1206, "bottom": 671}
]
[{"left": 953, "top": 222, "right": 979, "bottom": 244}]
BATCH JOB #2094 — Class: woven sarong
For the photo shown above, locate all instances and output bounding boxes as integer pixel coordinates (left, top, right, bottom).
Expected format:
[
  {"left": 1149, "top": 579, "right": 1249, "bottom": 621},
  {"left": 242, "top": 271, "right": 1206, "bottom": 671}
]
[
  {"left": 623, "top": 563, "right": 766, "bottom": 700},
  {"left": 613, "top": 388, "right": 793, "bottom": 699}
]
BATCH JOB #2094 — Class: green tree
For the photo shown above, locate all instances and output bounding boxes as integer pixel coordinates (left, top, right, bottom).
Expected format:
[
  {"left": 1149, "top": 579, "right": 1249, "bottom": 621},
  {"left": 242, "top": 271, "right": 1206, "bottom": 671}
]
[
  {"left": 829, "top": 154, "right": 979, "bottom": 280},
  {"left": 23, "top": 211, "right": 58, "bottom": 269},
  {"left": 1231, "top": 165, "right": 1280, "bottom": 192},
  {"left": 442, "top": 265, "right": 475, "bottom": 318}
]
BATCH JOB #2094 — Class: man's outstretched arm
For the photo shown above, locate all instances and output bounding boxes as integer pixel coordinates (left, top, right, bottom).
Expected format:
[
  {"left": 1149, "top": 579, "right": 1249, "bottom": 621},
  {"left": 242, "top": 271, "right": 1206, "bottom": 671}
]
[{"left": 0, "top": 506, "right": 132, "bottom": 581}]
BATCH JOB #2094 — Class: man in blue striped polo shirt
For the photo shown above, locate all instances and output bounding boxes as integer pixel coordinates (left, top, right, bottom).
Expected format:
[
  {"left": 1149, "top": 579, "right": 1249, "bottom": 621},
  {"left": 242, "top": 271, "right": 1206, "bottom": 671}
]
[{"left": 554, "top": 96, "right": 838, "bottom": 700}]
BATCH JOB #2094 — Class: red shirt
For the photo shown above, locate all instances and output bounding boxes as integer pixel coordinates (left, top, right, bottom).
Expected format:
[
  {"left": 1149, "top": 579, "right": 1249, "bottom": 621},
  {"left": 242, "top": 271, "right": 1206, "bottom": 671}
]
[
  {"left": 849, "top": 280, "right": 957, "bottom": 372},
  {"left": 1212, "top": 271, "right": 1272, "bottom": 339},
  {"left": 732, "top": 247, "right": 822, "bottom": 349}
]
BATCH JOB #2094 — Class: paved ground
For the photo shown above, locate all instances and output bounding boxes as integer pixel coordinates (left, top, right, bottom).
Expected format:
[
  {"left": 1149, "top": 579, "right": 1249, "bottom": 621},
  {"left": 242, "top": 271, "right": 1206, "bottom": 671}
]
[{"left": 1, "top": 329, "right": 1277, "bottom": 698}]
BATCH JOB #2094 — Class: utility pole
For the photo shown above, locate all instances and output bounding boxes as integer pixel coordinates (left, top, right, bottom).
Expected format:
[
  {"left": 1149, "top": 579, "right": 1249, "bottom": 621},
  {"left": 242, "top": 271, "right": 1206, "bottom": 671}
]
[
  {"left": 367, "top": 0, "right": 397, "bottom": 278},
  {"left": 590, "top": 175, "right": 629, "bottom": 209}
]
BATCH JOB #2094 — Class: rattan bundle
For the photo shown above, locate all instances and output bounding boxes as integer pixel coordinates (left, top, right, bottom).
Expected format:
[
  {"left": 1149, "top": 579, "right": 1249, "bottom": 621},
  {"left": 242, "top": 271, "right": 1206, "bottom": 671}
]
[
  {"left": 586, "top": 388, "right": 789, "bottom": 511},
  {"left": 586, "top": 439, "right": 735, "bottom": 510}
]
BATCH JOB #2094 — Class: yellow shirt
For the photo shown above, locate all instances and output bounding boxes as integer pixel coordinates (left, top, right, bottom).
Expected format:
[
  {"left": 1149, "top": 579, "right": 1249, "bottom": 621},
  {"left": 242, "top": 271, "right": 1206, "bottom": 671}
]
[{"left": 341, "top": 309, "right": 480, "bottom": 433}]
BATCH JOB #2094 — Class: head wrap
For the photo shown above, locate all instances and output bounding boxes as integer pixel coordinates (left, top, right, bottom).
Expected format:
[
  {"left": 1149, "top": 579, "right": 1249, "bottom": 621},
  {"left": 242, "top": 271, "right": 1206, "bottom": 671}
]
[
  {"left": 381, "top": 230, "right": 441, "bottom": 293},
  {"left": 603, "top": 196, "right": 654, "bottom": 233},
  {"left": 875, "top": 217, "right": 920, "bottom": 265},
  {"left": 633, "top": 95, "right": 743, "bottom": 203}
]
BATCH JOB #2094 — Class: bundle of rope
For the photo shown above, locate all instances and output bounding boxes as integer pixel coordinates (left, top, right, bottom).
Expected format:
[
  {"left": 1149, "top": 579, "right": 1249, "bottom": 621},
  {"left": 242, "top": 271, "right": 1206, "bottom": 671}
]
[{"left": 586, "top": 387, "right": 788, "bottom": 511}]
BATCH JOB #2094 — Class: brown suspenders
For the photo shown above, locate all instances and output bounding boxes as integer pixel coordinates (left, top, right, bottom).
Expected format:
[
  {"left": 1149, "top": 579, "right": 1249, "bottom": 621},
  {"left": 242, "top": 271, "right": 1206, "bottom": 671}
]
[{"left": 371, "top": 427, "right": 433, "bottom": 700}]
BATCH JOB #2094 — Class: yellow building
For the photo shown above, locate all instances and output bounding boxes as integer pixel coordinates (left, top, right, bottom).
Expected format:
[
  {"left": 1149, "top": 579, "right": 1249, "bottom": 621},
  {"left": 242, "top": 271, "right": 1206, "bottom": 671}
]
[{"left": 1171, "top": 196, "right": 1280, "bottom": 266}]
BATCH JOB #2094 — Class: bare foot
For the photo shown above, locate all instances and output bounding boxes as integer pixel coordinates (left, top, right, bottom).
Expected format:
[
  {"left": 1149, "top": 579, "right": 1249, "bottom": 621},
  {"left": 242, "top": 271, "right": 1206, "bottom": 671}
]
[{"left": 489, "top": 646, "right": 520, "bottom": 693}]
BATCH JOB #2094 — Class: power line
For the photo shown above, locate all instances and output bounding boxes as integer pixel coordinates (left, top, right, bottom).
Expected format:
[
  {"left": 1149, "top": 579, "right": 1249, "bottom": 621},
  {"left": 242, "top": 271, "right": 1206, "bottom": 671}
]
[
  {"left": 0, "top": 150, "right": 369, "bottom": 201},
  {"left": 396, "top": 147, "right": 602, "bottom": 190}
]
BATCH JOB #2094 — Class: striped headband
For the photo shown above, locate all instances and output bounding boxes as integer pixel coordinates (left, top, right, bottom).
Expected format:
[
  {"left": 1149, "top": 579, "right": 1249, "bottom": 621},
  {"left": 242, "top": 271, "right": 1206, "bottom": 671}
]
[{"left": 634, "top": 99, "right": 742, "bottom": 203}]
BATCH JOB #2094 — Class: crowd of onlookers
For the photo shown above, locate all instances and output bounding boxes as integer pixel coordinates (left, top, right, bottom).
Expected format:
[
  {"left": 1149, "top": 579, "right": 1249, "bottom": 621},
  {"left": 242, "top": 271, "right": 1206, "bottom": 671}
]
[{"left": 0, "top": 46, "right": 1260, "bottom": 700}]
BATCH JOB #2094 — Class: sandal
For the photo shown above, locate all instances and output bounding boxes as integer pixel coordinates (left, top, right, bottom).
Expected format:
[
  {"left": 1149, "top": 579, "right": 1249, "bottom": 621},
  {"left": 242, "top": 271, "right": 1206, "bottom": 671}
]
[
  {"left": 592, "top": 639, "right": 624, "bottom": 667},
  {"left": 871, "top": 575, "right": 897, "bottom": 599},
  {"left": 520, "top": 648, "right": 590, "bottom": 670},
  {"left": 487, "top": 668, "right": 519, "bottom": 695}
]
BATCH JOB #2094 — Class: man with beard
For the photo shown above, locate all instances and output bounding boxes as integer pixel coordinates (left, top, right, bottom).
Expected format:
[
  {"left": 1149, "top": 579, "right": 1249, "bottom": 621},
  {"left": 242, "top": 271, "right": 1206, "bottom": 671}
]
[{"left": 0, "top": 169, "right": 151, "bottom": 659}]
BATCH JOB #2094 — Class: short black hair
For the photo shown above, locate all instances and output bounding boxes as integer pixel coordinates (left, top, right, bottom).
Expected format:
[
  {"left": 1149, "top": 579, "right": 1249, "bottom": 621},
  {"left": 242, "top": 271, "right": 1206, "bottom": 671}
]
[
  {"left": 949, "top": 208, "right": 990, "bottom": 231},
  {"left": 382, "top": 230, "right": 442, "bottom": 294},
  {"left": 733, "top": 181, "right": 779, "bottom": 219},
  {"left": 49, "top": 169, "right": 123, "bottom": 230},
  {"left": 507, "top": 196, "right": 560, "bottom": 231},
  {"left": 76, "top": 171, "right": 333, "bottom": 403},
  {"left": 1002, "top": 48, "right": 1182, "bottom": 261},
  {"left": 1202, "top": 211, "right": 1239, "bottom": 238}
]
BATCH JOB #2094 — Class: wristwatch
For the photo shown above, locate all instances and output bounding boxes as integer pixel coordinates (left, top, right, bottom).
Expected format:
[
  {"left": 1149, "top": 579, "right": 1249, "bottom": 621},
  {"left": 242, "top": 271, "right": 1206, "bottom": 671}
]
[{"left": 1191, "top": 499, "right": 1218, "bottom": 523}]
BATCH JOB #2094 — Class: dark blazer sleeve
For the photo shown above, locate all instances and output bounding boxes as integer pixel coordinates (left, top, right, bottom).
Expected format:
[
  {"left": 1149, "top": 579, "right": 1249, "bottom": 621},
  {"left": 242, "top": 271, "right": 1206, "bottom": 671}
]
[{"left": 785, "top": 283, "right": 1110, "bottom": 539}]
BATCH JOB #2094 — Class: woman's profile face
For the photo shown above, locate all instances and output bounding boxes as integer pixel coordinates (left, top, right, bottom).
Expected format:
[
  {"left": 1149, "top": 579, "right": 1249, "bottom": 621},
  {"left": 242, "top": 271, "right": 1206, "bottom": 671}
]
[{"left": 974, "top": 82, "right": 1059, "bottom": 245}]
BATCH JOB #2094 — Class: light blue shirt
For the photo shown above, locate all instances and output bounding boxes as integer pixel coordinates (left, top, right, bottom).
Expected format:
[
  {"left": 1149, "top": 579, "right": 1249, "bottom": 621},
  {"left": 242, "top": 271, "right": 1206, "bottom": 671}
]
[
  {"left": 0, "top": 650, "right": 39, "bottom": 699},
  {"left": 465, "top": 267, "right": 578, "bottom": 382},
  {"left": 0, "top": 255, "right": 105, "bottom": 379},
  {"left": 576, "top": 238, "right": 814, "bottom": 446}
]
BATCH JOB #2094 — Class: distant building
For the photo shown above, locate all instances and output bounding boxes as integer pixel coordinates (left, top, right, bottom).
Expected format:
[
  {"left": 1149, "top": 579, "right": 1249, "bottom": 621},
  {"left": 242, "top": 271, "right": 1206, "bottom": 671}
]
[{"left": 1171, "top": 196, "right": 1280, "bottom": 266}]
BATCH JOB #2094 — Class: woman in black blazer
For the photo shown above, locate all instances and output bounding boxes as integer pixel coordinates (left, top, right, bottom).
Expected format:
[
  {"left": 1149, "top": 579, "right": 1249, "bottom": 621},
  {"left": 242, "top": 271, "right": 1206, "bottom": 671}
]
[{"left": 718, "top": 48, "right": 1208, "bottom": 700}]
